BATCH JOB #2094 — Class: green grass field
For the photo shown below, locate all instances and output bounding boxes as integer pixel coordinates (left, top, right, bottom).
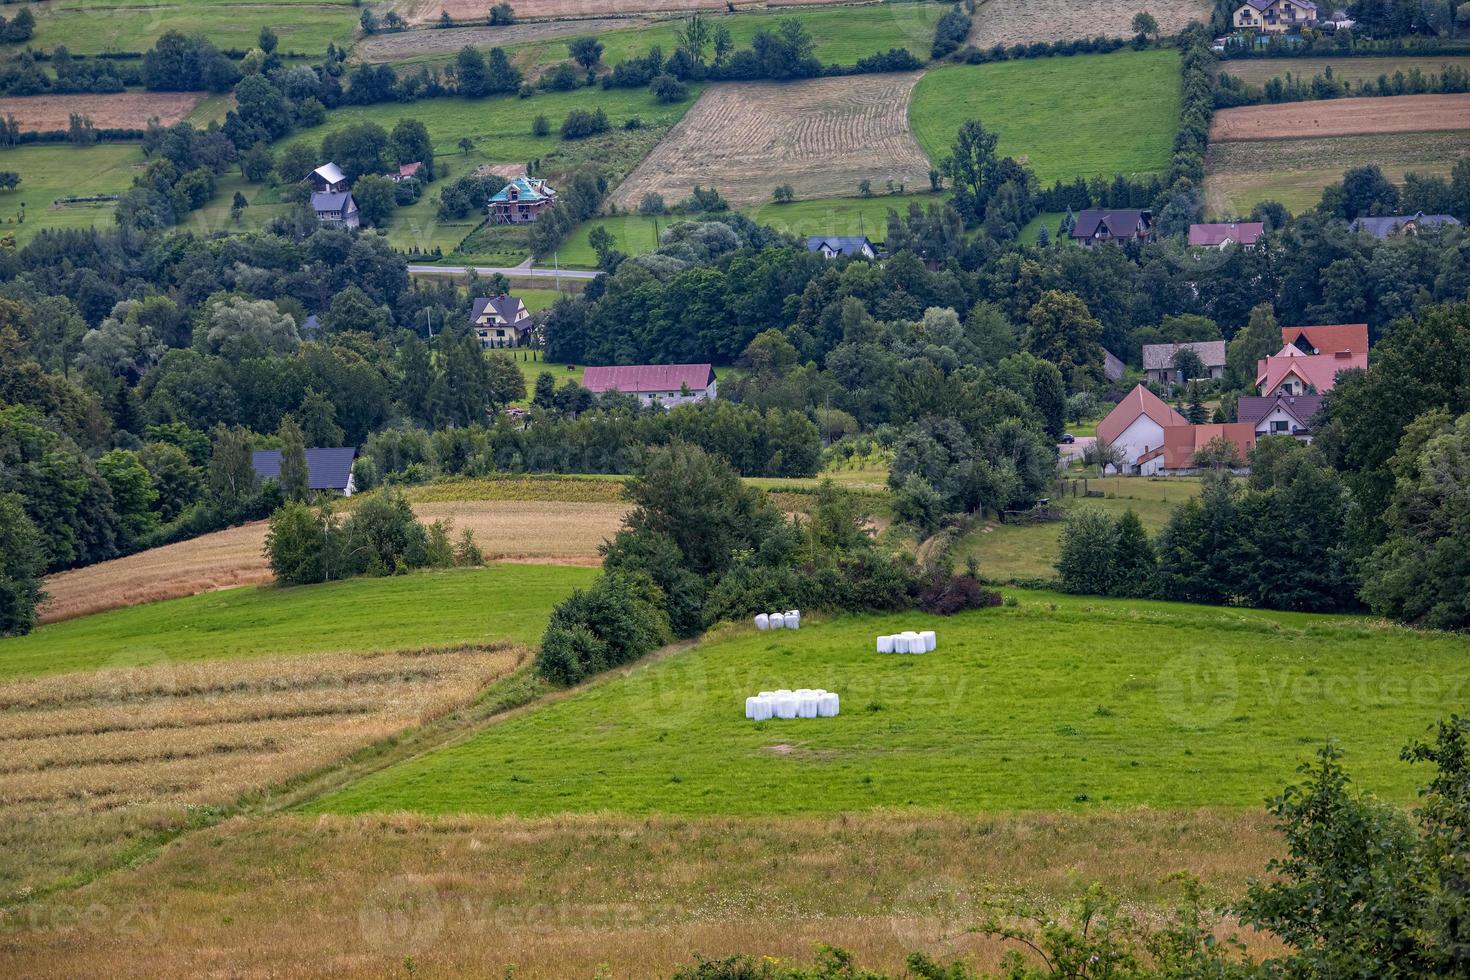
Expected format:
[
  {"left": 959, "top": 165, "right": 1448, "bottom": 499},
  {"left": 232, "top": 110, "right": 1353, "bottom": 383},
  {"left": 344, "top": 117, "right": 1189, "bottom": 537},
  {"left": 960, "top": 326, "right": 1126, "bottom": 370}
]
[
  {"left": 557, "top": 192, "right": 948, "bottom": 266},
  {"left": 910, "top": 49, "right": 1182, "bottom": 183},
  {"left": 959, "top": 476, "right": 1200, "bottom": 582},
  {"left": 0, "top": 564, "right": 596, "bottom": 680},
  {"left": 1019, "top": 210, "right": 1065, "bottom": 245},
  {"left": 11, "top": 2, "right": 357, "bottom": 56},
  {"left": 0, "top": 143, "right": 144, "bottom": 246},
  {"left": 312, "top": 589, "right": 1470, "bottom": 816},
  {"left": 508, "top": 3, "right": 949, "bottom": 70}
]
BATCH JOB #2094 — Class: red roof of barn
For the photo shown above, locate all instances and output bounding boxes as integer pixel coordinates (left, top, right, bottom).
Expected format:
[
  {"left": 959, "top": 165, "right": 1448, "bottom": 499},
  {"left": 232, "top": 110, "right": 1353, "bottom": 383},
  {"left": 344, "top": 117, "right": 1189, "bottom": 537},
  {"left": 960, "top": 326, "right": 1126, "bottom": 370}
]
[
  {"left": 581, "top": 363, "right": 715, "bottom": 394},
  {"left": 1137, "top": 423, "right": 1257, "bottom": 469},
  {"left": 1097, "top": 384, "right": 1189, "bottom": 445}
]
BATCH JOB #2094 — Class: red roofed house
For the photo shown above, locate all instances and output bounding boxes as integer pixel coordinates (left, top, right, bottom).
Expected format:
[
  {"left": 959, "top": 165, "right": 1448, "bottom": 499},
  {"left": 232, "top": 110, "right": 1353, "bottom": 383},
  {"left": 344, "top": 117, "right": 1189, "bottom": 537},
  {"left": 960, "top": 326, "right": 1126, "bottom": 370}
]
[
  {"left": 1137, "top": 423, "right": 1257, "bottom": 476},
  {"left": 1254, "top": 323, "right": 1370, "bottom": 396},
  {"left": 1096, "top": 384, "right": 1189, "bottom": 474},
  {"left": 1281, "top": 323, "right": 1367, "bottom": 356},
  {"left": 581, "top": 363, "right": 717, "bottom": 408},
  {"left": 1188, "top": 222, "right": 1264, "bottom": 250}
]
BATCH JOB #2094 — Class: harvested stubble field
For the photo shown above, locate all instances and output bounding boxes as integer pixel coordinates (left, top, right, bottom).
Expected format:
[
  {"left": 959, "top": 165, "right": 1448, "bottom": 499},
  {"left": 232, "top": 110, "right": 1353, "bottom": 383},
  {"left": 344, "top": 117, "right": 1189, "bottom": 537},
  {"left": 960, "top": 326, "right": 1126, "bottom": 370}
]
[
  {"left": 352, "top": 17, "right": 635, "bottom": 63},
  {"left": 966, "top": 0, "right": 1210, "bottom": 47},
  {"left": 411, "top": 0, "right": 866, "bottom": 24},
  {"left": 0, "top": 808, "right": 1285, "bottom": 977},
  {"left": 1203, "top": 130, "right": 1470, "bottom": 214},
  {"left": 0, "top": 91, "right": 204, "bottom": 132},
  {"left": 1208, "top": 93, "right": 1470, "bottom": 141},
  {"left": 1217, "top": 54, "right": 1470, "bottom": 85},
  {"left": 38, "top": 497, "right": 623, "bottom": 624},
  {"left": 611, "top": 74, "right": 932, "bottom": 209},
  {"left": 0, "top": 644, "right": 522, "bottom": 901}
]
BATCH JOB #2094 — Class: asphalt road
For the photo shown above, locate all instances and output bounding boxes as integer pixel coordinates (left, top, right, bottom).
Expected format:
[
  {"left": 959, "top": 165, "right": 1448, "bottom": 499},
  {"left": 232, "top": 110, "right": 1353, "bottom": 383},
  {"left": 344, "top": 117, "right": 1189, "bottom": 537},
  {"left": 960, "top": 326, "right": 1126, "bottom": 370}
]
[{"left": 407, "top": 264, "right": 600, "bottom": 281}]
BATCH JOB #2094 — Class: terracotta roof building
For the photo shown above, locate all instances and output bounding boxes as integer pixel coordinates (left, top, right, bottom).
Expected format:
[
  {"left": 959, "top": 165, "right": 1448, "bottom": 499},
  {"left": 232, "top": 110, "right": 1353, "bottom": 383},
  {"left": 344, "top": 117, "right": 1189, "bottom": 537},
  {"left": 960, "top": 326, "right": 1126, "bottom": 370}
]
[
  {"left": 581, "top": 363, "right": 717, "bottom": 407},
  {"left": 1188, "top": 222, "right": 1264, "bottom": 249},
  {"left": 1256, "top": 343, "right": 1366, "bottom": 396},
  {"left": 1097, "top": 384, "right": 1189, "bottom": 474},
  {"left": 1281, "top": 323, "right": 1367, "bottom": 356},
  {"left": 1137, "top": 423, "right": 1257, "bottom": 475}
]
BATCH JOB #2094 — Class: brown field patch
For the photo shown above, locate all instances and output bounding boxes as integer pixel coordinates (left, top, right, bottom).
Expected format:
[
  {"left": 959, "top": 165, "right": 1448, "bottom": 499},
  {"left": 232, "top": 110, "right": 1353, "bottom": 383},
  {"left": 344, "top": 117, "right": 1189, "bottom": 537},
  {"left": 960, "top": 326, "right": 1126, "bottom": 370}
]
[
  {"left": 0, "top": 91, "right": 204, "bottom": 133},
  {"left": 967, "top": 0, "right": 1210, "bottom": 48},
  {"left": 352, "top": 17, "right": 637, "bottom": 62},
  {"left": 38, "top": 497, "right": 624, "bottom": 625},
  {"left": 1217, "top": 54, "right": 1470, "bottom": 86},
  {"left": 0, "top": 645, "right": 521, "bottom": 902},
  {"left": 1209, "top": 93, "right": 1470, "bottom": 142},
  {"left": 0, "top": 808, "right": 1285, "bottom": 977},
  {"left": 611, "top": 74, "right": 931, "bottom": 208}
]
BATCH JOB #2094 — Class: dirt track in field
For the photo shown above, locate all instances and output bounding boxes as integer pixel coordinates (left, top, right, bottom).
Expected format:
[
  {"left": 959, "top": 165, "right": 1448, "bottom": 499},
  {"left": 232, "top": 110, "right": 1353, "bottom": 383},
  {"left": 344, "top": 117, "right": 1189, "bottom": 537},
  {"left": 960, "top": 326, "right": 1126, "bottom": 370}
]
[
  {"left": 0, "top": 91, "right": 204, "bottom": 132},
  {"left": 1209, "top": 93, "right": 1470, "bottom": 141},
  {"left": 38, "top": 500, "right": 622, "bottom": 625},
  {"left": 611, "top": 74, "right": 931, "bottom": 208},
  {"left": 966, "top": 0, "right": 1210, "bottom": 48}
]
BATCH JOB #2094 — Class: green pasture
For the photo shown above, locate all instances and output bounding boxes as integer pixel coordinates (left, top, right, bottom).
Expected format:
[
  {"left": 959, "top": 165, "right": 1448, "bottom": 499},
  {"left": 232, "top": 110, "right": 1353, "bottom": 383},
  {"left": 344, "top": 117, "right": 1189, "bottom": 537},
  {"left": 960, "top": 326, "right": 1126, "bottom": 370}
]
[
  {"left": 910, "top": 48, "right": 1182, "bottom": 183},
  {"left": 0, "top": 143, "right": 144, "bottom": 246},
  {"left": 10, "top": 2, "right": 357, "bottom": 56},
  {"left": 0, "top": 564, "right": 596, "bottom": 680},
  {"left": 313, "top": 589, "right": 1470, "bottom": 816},
  {"left": 958, "top": 476, "right": 1201, "bottom": 582}
]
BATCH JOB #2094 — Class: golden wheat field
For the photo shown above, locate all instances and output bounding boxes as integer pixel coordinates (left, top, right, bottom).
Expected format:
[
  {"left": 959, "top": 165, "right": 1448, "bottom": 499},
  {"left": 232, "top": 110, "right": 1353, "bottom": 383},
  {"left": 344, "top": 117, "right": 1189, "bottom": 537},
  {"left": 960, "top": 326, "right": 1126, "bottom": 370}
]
[
  {"left": 0, "top": 645, "right": 523, "bottom": 902},
  {"left": 611, "top": 74, "right": 933, "bottom": 208},
  {"left": 0, "top": 808, "right": 1286, "bottom": 977},
  {"left": 38, "top": 498, "right": 627, "bottom": 625}
]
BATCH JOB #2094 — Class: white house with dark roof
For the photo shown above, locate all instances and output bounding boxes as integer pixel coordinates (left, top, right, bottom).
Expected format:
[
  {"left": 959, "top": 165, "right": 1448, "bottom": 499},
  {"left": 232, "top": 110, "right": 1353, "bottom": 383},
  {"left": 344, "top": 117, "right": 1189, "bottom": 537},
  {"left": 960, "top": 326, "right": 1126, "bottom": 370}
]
[
  {"left": 806, "top": 235, "right": 876, "bottom": 260},
  {"left": 1237, "top": 392, "right": 1322, "bottom": 443},
  {"left": 309, "top": 162, "right": 349, "bottom": 194},
  {"left": 581, "top": 364, "right": 717, "bottom": 408},
  {"left": 1069, "top": 209, "right": 1153, "bottom": 248},
  {"left": 311, "top": 191, "right": 359, "bottom": 229},
  {"left": 469, "top": 294, "right": 533, "bottom": 349},
  {"left": 1234, "top": 0, "right": 1318, "bottom": 32}
]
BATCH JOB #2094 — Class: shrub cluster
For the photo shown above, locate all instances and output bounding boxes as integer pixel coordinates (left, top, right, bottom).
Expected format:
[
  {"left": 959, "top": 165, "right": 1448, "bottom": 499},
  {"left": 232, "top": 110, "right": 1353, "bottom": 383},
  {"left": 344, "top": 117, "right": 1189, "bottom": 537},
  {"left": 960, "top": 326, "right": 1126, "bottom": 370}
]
[
  {"left": 960, "top": 35, "right": 1126, "bottom": 63},
  {"left": 931, "top": 6, "right": 972, "bottom": 60}
]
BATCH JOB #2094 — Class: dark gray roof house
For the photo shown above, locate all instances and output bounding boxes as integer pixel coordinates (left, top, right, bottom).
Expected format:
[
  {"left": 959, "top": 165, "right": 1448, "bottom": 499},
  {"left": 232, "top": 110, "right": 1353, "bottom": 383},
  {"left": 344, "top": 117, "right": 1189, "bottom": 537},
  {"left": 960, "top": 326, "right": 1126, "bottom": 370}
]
[
  {"left": 252, "top": 447, "right": 358, "bottom": 495},
  {"left": 1069, "top": 209, "right": 1153, "bottom": 247},
  {"left": 806, "top": 235, "right": 876, "bottom": 260},
  {"left": 1349, "top": 212, "right": 1460, "bottom": 240},
  {"left": 311, "top": 191, "right": 360, "bottom": 229}
]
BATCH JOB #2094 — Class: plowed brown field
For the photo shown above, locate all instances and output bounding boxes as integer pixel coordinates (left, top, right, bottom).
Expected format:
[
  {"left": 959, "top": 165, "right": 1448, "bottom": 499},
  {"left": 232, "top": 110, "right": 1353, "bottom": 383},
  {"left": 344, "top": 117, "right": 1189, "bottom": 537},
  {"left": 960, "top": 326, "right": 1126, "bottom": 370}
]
[
  {"left": 611, "top": 74, "right": 931, "bottom": 208},
  {"left": 0, "top": 91, "right": 204, "bottom": 132},
  {"left": 1209, "top": 93, "right": 1470, "bottom": 141}
]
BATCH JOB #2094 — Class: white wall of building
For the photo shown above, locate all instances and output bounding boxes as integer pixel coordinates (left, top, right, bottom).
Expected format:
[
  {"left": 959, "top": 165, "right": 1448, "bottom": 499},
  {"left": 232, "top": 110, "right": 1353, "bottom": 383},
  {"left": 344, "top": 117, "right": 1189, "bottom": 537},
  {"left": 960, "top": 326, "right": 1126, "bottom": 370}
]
[{"left": 1105, "top": 415, "right": 1166, "bottom": 474}]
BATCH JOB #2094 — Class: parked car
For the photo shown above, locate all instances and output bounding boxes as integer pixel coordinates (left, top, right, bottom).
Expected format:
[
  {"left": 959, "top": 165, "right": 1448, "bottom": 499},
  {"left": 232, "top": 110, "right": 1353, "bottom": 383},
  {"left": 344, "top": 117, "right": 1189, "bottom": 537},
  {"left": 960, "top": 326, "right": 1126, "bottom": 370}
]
[{"left": 1061, "top": 433, "right": 1076, "bottom": 444}]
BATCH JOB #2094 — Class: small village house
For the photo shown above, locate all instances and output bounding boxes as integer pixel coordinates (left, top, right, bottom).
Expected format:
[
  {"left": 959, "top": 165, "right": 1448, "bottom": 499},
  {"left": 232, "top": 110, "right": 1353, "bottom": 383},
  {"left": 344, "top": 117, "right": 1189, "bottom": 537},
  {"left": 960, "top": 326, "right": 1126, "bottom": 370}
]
[
  {"left": 1237, "top": 392, "right": 1322, "bottom": 443},
  {"left": 388, "top": 162, "right": 423, "bottom": 183},
  {"left": 1349, "top": 212, "right": 1461, "bottom": 240},
  {"left": 1069, "top": 209, "right": 1153, "bottom": 248},
  {"left": 311, "top": 191, "right": 359, "bottom": 230},
  {"left": 1137, "top": 423, "right": 1257, "bottom": 476},
  {"left": 1188, "top": 222, "right": 1264, "bottom": 250},
  {"left": 581, "top": 364, "right": 717, "bottom": 408},
  {"left": 1256, "top": 323, "right": 1369, "bottom": 396},
  {"left": 251, "top": 447, "right": 358, "bottom": 495},
  {"left": 1096, "top": 384, "right": 1188, "bottom": 475},
  {"left": 1142, "top": 340, "right": 1227, "bottom": 385},
  {"left": 488, "top": 175, "right": 557, "bottom": 224},
  {"left": 806, "top": 236, "right": 876, "bottom": 260},
  {"left": 1233, "top": 0, "right": 1318, "bottom": 33},
  {"left": 469, "top": 294, "right": 533, "bottom": 349},
  {"left": 309, "top": 162, "right": 349, "bottom": 194}
]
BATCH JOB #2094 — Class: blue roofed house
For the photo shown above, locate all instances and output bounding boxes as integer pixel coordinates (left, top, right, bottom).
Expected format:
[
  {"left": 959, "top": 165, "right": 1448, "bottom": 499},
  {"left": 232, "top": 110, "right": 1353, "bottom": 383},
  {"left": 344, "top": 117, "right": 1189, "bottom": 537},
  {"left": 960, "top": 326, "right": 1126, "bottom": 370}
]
[
  {"left": 311, "top": 191, "right": 359, "bottom": 229},
  {"left": 806, "top": 235, "right": 876, "bottom": 260},
  {"left": 488, "top": 175, "right": 557, "bottom": 224},
  {"left": 1349, "top": 211, "right": 1461, "bottom": 239},
  {"left": 252, "top": 447, "right": 359, "bottom": 496}
]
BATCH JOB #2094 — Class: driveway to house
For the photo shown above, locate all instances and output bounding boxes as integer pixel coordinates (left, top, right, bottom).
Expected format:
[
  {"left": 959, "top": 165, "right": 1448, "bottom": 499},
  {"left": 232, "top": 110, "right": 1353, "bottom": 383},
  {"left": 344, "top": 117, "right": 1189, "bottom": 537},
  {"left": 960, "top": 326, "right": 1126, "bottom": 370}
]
[
  {"left": 407, "top": 264, "right": 600, "bottom": 281},
  {"left": 1059, "top": 436, "right": 1095, "bottom": 463}
]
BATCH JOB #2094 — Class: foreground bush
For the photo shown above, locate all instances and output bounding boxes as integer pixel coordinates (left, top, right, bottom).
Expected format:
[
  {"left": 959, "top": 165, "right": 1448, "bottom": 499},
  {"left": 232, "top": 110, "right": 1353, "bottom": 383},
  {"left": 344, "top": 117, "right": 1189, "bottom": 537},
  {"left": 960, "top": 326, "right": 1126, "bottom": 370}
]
[{"left": 535, "top": 573, "right": 671, "bottom": 685}]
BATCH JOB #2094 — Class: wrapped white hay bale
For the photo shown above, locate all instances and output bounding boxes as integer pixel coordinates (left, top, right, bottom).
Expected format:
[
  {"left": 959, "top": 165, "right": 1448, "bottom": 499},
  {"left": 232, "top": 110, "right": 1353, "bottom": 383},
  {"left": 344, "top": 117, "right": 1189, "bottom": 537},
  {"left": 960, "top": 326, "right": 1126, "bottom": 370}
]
[
  {"left": 877, "top": 634, "right": 895, "bottom": 654},
  {"left": 774, "top": 694, "right": 798, "bottom": 720},
  {"left": 786, "top": 609, "right": 801, "bottom": 629},
  {"left": 752, "top": 696, "right": 774, "bottom": 721},
  {"left": 796, "top": 693, "right": 819, "bottom": 718},
  {"left": 920, "top": 630, "right": 937, "bottom": 652},
  {"left": 759, "top": 691, "right": 775, "bottom": 698},
  {"left": 745, "top": 696, "right": 760, "bottom": 719},
  {"left": 755, "top": 613, "right": 769, "bottom": 630},
  {"left": 818, "top": 692, "right": 839, "bottom": 717},
  {"left": 902, "top": 631, "right": 923, "bottom": 654},
  {"left": 769, "top": 612, "right": 786, "bottom": 629}
]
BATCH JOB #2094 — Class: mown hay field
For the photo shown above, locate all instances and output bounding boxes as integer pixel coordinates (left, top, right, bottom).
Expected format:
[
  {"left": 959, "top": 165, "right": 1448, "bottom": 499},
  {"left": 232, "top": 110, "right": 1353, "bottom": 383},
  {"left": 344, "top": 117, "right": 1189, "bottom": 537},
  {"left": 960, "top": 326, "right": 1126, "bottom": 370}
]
[
  {"left": 967, "top": 0, "right": 1210, "bottom": 47},
  {"left": 314, "top": 589, "right": 1470, "bottom": 817},
  {"left": 420, "top": 0, "right": 872, "bottom": 24},
  {"left": 611, "top": 74, "right": 933, "bottom": 209},
  {"left": 0, "top": 143, "right": 142, "bottom": 247},
  {"left": 7, "top": 563, "right": 597, "bottom": 680},
  {"left": 0, "top": 644, "right": 522, "bottom": 902},
  {"left": 0, "top": 92, "right": 205, "bottom": 132},
  {"left": 1208, "top": 93, "right": 1470, "bottom": 141},
  {"left": 8, "top": 1, "right": 357, "bottom": 56},
  {"left": 910, "top": 49, "right": 1182, "bottom": 183},
  {"left": 1217, "top": 54, "right": 1470, "bottom": 85},
  {"left": 0, "top": 808, "right": 1286, "bottom": 978},
  {"left": 1203, "top": 130, "right": 1470, "bottom": 215},
  {"left": 38, "top": 497, "right": 624, "bottom": 624}
]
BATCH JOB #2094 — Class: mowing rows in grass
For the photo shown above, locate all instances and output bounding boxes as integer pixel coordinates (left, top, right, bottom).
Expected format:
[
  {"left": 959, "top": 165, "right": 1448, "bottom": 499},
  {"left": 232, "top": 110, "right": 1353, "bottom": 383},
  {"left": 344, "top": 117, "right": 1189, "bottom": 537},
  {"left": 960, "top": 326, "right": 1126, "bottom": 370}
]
[
  {"left": 312, "top": 588, "right": 1470, "bottom": 816},
  {"left": 8, "top": 3, "right": 357, "bottom": 57}
]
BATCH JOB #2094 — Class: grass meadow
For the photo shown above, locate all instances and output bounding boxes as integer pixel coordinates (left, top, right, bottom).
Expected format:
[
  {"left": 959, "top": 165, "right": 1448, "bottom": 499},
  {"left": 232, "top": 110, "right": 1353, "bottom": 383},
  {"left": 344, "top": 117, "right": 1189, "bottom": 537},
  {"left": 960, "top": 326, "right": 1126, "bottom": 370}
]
[
  {"left": 0, "top": 563, "right": 596, "bottom": 680},
  {"left": 959, "top": 476, "right": 1201, "bottom": 581},
  {"left": 1218, "top": 54, "right": 1470, "bottom": 86},
  {"left": 0, "top": 143, "right": 143, "bottom": 246},
  {"left": 313, "top": 588, "right": 1470, "bottom": 817},
  {"left": 910, "top": 48, "right": 1182, "bottom": 183},
  {"left": 9, "top": 1, "right": 357, "bottom": 56}
]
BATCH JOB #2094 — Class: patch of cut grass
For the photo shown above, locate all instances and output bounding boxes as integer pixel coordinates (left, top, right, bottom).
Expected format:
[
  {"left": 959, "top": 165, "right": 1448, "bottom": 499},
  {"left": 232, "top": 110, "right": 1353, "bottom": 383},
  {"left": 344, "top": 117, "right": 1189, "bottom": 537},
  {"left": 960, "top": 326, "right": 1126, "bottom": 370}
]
[
  {"left": 910, "top": 49, "right": 1182, "bottom": 182},
  {"left": 0, "top": 143, "right": 143, "bottom": 245},
  {"left": 0, "top": 564, "right": 596, "bottom": 680},
  {"left": 10, "top": 4, "right": 357, "bottom": 56},
  {"left": 312, "top": 587, "right": 1470, "bottom": 816}
]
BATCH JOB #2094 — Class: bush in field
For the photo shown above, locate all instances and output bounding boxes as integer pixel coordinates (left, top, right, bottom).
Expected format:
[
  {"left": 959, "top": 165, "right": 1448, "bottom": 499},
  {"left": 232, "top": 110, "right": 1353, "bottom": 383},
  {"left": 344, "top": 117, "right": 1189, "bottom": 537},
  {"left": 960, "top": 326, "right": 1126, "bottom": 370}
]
[{"left": 536, "top": 573, "right": 670, "bottom": 685}]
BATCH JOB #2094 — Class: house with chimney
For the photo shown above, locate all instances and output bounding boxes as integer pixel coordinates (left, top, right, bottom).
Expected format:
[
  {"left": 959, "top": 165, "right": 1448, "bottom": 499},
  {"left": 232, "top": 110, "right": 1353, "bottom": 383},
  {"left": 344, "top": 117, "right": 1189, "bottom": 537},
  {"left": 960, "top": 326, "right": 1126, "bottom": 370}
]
[
  {"left": 1188, "top": 221, "right": 1264, "bottom": 250},
  {"left": 1256, "top": 323, "right": 1368, "bottom": 396},
  {"left": 1069, "top": 209, "right": 1154, "bottom": 248},
  {"left": 1237, "top": 392, "right": 1322, "bottom": 443},
  {"left": 311, "top": 190, "right": 359, "bottom": 229},
  {"left": 469, "top": 294, "right": 533, "bottom": 349},
  {"left": 1349, "top": 211, "right": 1461, "bottom": 240},
  {"left": 309, "top": 162, "right": 349, "bottom": 194},
  {"left": 1096, "top": 384, "right": 1189, "bottom": 475},
  {"left": 1233, "top": 0, "right": 1318, "bottom": 33},
  {"left": 581, "top": 364, "right": 717, "bottom": 408}
]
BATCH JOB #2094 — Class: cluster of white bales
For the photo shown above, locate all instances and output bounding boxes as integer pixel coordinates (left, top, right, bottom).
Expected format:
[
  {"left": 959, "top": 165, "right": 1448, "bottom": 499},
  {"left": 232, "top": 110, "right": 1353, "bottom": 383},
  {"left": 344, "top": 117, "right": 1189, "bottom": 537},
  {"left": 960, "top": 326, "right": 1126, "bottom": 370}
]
[
  {"left": 754, "top": 610, "right": 801, "bottom": 629},
  {"left": 877, "top": 630, "right": 937, "bottom": 653}
]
